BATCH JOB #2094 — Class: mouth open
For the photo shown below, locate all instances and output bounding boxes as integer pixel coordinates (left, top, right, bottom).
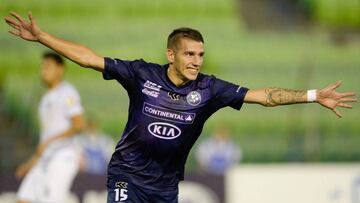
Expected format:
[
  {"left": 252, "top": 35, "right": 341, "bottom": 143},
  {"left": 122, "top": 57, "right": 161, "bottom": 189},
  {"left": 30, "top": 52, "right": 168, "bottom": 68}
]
[{"left": 187, "top": 67, "right": 199, "bottom": 74}]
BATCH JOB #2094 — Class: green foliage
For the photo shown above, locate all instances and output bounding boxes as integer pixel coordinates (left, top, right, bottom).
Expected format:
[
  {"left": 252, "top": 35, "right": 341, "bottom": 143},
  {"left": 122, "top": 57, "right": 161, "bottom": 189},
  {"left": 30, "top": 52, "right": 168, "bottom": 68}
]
[{"left": 314, "top": 0, "right": 360, "bottom": 27}]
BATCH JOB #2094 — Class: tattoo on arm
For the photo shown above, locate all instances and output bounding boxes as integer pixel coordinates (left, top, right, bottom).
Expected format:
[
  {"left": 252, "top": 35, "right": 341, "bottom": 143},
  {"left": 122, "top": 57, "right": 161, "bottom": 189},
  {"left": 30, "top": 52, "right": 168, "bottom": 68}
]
[{"left": 265, "top": 88, "right": 307, "bottom": 106}]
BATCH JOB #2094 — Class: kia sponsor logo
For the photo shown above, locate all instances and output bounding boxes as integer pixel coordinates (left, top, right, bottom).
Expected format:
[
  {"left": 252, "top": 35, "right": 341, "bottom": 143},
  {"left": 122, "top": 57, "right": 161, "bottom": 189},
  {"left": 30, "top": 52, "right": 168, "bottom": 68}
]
[{"left": 147, "top": 122, "right": 181, "bottom": 139}]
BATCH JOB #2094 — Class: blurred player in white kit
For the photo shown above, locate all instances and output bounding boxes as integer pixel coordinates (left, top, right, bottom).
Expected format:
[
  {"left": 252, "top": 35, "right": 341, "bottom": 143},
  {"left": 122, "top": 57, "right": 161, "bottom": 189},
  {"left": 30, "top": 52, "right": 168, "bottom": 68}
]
[{"left": 15, "top": 52, "right": 85, "bottom": 203}]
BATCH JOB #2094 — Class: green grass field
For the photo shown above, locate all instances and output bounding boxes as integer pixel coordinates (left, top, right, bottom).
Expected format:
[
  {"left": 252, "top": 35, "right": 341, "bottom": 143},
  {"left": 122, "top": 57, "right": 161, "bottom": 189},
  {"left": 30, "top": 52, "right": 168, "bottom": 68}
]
[{"left": 1, "top": 0, "right": 360, "bottom": 169}]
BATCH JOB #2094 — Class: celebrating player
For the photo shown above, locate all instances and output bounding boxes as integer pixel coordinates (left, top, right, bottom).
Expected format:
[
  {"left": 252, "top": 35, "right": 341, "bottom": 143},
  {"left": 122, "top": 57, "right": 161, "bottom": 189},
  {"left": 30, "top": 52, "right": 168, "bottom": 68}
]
[
  {"left": 5, "top": 12, "right": 356, "bottom": 203},
  {"left": 14, "top": 51, "right": 85, "bottom": 203}
]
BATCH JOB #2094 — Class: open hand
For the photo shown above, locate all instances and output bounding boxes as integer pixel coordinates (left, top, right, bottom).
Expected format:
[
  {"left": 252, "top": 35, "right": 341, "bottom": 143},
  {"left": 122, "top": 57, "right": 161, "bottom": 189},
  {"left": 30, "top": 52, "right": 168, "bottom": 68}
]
[
  {"left": 5, "top": 11, "right": 41, "bottom": 41},
  {"left": 317, "top": 81, "right": 357, "bottom": 118}
]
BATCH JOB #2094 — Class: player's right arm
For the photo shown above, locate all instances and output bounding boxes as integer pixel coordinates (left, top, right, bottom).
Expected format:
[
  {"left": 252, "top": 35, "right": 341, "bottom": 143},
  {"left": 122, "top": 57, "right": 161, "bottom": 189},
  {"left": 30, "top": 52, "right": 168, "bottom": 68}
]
[{"left": 4, "top": 11, "right": 104, "bottom": 72}]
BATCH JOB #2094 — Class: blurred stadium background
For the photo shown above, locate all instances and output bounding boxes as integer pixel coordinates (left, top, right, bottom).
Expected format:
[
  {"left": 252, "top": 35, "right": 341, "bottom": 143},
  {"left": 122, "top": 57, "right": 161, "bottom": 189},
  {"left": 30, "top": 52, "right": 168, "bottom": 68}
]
[{"left": 0, "top": 0, "right": 359, "bottom": 202}]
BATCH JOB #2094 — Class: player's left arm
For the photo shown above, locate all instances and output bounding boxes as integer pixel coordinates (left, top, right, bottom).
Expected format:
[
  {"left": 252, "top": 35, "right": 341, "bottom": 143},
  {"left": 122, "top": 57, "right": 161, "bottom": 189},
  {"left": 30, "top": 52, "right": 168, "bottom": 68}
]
[
  {"left": 244, "top": 81, "right": 356, "bottom": 118},
  {"left": 36, "top": 114, "right": 85, "bottom": 156},
  {"left": 15, "top": 115, "right": 84, "bottom": 179}
]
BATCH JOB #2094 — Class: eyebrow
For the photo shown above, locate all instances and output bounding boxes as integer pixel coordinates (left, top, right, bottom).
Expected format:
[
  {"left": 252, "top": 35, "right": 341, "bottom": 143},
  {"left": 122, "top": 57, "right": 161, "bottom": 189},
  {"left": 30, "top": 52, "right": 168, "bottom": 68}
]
[{"left": 184, "top": 51, "right": 205, "bottom": 56}]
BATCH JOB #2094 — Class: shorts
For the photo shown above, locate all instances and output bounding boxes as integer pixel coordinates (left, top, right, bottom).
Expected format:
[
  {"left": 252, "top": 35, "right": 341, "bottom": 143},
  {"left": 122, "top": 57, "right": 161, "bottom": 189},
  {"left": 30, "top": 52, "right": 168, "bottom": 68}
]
[
  {"left": 17, "top": 150, "right": 79, "bottom": 203},
  {"left": 107, "top": 176, "right": 178, "bottom": 203}
]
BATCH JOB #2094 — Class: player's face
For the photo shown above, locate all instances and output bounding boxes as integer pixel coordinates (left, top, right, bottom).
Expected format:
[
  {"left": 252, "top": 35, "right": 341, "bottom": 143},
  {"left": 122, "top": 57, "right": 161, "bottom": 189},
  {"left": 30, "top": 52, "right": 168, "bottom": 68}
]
[
  {"left": 167, "top": 38, "right": 204, "bottom": 84},
  {"left": 40, "top": 58, "right": 63, "bottom": 87}
]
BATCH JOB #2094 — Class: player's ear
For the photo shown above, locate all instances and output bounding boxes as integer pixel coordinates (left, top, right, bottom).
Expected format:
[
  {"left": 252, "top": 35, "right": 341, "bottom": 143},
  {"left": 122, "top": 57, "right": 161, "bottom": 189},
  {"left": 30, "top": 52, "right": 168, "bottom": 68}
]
[{"left": 166, "top": 48, "right": 175, "bottom": 64}]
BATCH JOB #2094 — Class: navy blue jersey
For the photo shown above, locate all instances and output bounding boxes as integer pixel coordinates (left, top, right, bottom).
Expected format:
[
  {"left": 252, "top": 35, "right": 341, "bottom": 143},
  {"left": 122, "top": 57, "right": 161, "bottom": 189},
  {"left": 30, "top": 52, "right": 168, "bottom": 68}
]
[{"left": 103, "top": 57, "right": 248, "bottom": 190}]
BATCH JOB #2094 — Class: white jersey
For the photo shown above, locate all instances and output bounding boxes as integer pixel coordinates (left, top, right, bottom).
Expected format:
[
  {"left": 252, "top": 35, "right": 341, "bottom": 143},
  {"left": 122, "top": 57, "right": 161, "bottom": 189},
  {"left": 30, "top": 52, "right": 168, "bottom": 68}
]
[
  {"left": 18, "top": 81, "right": 83, "bottom": 203},
  {"left": 38, "top": 81, "right": 83, "bottom": 160}
]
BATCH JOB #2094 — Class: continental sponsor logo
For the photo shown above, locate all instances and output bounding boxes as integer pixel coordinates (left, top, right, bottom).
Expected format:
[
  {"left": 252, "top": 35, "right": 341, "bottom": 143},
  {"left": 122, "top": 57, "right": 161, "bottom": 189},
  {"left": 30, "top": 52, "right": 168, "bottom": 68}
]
[{"left": 142, "top": 102, "right": 195, "bottom": 124}]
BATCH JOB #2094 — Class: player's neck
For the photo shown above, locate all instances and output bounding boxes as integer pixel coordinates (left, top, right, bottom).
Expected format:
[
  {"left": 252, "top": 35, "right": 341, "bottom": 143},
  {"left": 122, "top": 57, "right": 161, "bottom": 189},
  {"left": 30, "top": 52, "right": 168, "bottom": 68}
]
[
  {"left": 48, "top": 79, "right": 62, "bottom": 90},
  {"left": 167, "top": 65, "right": 189, "bottom": 87}
]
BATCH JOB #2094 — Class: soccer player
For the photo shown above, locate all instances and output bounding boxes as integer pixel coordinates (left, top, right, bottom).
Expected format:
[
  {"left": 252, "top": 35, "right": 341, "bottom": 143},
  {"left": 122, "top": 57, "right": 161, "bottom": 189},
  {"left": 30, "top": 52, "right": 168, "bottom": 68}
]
[
  {"left": 196, "top": 125, "right": 242, "bottom": 175},
  {"left": 5, "top": 12, "right": 356, "bottom": 203},
  {"left": 14, "top": 52, "right": 85, "bottom": 203}
]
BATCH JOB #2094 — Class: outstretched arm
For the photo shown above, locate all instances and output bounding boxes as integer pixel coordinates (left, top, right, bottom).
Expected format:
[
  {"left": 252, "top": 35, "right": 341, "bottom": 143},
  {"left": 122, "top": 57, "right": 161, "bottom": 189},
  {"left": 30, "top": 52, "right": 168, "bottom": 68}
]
[
  {"left": 4, "top": 11, "right": 104, "bottom": 72},
  {"left": 244, "top": 81, "right": 356, "bottom": 118}
]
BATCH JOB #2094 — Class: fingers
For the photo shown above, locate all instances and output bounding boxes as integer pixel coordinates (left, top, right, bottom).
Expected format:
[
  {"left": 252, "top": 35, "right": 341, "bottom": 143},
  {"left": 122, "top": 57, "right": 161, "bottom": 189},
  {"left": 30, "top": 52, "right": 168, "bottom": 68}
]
[
  {"left": 332, "top": 97, "right": 355, "bottom": 117},
  {"left": 337, "top": 103, "right": 353, "bottom": 109},
  {"left": 339, "top": 92, "right": 356, "bottom": 98},
  {"left": 332, "top": 108, "right": 342, "bottom": 118},
  {"left": 5, "top": 17, "right": 22, "bottom": 38},
  {"left": 10, "top": 11, "right": 26, "bottom": 24},
  {"left": 6, "top": 22, "right": 20, "bottom": 31},
  {"left": 5, "top": 19, "right": 20, "bottom": 30},
  {"left": 340, "top": 97, "right": 357, "bottom": 103},
  {"left": 5, "top": 16, "right": 21, "bottom": 30},
  {"left": 331, "top": 81, "right": 342, "bottom": 90},
  {"left": 28, "top": 11, "right": 36, "bottom": 24},
  {"left": 9, "top": 30, "right": 20, "bottom": 37}
]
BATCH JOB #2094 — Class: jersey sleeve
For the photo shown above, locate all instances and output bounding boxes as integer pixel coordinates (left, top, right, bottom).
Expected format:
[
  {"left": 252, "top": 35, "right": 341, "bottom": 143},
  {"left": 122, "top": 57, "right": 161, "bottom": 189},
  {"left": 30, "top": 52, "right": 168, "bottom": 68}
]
[
  {"left": 103, "top": 57, "right": 151, "bottom": 91},
  {"left": 64, "top": 87, "right": 83, "bottom": 117},
  {"left": 102, "top": 57, "right": 134, "bottom": 80},
  {"left": 211, "top": 77, "right": 249, "bottom": 110}
]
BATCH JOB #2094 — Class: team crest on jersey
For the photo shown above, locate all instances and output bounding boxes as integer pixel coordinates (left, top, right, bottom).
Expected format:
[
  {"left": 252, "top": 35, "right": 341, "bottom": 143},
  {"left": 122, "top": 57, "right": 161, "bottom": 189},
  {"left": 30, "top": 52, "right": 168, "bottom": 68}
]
[{"left": 186, "top": 91, "right": 201, "bottom": 106}]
